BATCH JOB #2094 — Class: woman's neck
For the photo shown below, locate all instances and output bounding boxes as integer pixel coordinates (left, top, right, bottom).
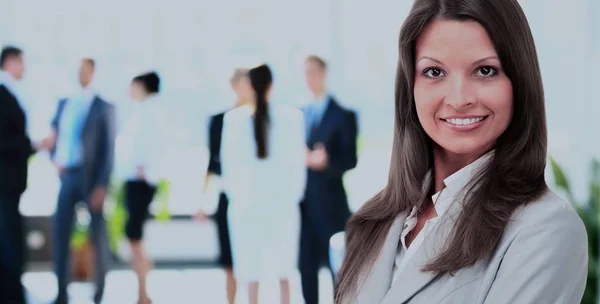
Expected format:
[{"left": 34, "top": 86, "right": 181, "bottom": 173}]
[
  {"left": 248, "top": 101, "right": 256, "bottom": 113},
  {"left": 138, "top": 93, "right": 155, "bottom": 102},
  {"left": 234, "top": 98, "right": 247, "bottom": 108},
  {"left": 432, "top": 145, "right": 486, "bottom": 192}
]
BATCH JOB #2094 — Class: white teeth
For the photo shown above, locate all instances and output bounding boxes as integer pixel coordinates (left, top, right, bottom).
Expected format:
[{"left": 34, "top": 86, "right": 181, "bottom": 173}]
[{"left": 444, "top": 117, "right": 484, "bottom": 126}]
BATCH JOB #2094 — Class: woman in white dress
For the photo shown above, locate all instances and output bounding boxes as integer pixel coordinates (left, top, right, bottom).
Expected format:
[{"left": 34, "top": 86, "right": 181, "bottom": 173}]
[{"left": 221, "top": 64, "right": 306, "bottom": 304}]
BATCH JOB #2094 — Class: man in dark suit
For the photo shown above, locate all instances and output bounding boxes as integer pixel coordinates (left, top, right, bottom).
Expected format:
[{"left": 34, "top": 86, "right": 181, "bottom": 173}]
[
  {"left": 0, "top": 46, "right": 51, "bottom": 304},
  {"left": 49, "top": 58, "right": 116, "bottom": 304},
  {"left": 300, "top": 55, "right": 358, "bottom": 304}
]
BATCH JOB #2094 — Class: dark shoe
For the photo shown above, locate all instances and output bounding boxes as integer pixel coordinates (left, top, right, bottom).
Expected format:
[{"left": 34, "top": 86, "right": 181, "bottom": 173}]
[
  {"left": 93, "top": 291, "right": 103, "bottom": 304},
  {"left": 53, "top": 297, "right": 68, "bottom": 304}
]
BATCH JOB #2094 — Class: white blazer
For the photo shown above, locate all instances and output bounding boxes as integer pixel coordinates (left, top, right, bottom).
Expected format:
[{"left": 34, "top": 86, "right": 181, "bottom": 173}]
[{"left": 220, "top": 103, "right": 306, "bottom": 281}]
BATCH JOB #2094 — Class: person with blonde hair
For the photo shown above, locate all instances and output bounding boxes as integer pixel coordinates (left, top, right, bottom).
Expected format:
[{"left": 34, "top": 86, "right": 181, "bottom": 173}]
[{"left": 195, "top": 67, "right": 252, "bottom": 304}]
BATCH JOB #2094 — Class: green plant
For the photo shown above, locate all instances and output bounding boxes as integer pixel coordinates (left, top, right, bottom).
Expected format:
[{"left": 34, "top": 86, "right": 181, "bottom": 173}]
[
  {"left": 106, "top": 182, "right": 126, "bottom": 252},
  {"left": 549, "top": 157, "right": 599, "bottom": 304},
  {"left": 154, "top": 179, "right": 171, "bottom": 222}
]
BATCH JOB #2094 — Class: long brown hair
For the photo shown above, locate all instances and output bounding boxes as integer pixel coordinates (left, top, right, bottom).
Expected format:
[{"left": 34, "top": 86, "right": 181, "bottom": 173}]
[
  {"left": 248, "top": 64, "right": 273, "bottom": 159},
  {"left": 335, "top": 0, "right": 547, "bottom": 301}
]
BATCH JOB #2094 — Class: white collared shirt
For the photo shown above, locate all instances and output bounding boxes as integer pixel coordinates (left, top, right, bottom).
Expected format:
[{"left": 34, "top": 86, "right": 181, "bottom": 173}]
[
  {"left": 391, "top": 152, "right": 493, "bottom": 283},
  {"left": 118, "top": 95, "right": 165, "bottom": 185}
]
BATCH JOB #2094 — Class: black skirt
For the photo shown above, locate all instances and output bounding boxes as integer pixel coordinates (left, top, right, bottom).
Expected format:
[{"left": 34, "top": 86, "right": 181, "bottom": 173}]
[
  {"left": 124, "top": 180, "right": 157, "bottom": 241},
  {"left": 213, "top": 192, "right": 233, "bottom": 267}
]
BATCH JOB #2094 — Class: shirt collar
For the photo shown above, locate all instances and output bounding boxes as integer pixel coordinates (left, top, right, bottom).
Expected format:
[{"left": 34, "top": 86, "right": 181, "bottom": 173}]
[
  {"left": 429, "top": 150, "right": 494, "bottom": 217},
  {"left": 0, "top": 71, "right": 18, "bottom": 95},
  {"left": 312, "top": 94, "right": 330, "bottom": 116},
  {"left": 72, "top": 85, "right": 96, "bottom": 105},
  {"left": 443, "top": 150, "right": 494, "bottom": 198},
  {"left": 82, "top": 85, "right": 96, "bottom": 102},
  {"left": 315, "top": 93, "right": 328, "bottom": 103},
  {"left": 144, "top": 94, "right": 159, "bottom": 104},
  {"left": 133, "top": 94, "right": 159, "bottom": 111}
]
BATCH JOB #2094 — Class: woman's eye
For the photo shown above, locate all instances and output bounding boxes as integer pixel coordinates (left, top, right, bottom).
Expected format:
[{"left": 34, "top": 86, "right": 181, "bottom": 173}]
[
  {"left": 476, "top": 66, "right": 498, "bottom": 78},
  {"left": 423, "top": 68, "right": 445, "bottom": 78}
]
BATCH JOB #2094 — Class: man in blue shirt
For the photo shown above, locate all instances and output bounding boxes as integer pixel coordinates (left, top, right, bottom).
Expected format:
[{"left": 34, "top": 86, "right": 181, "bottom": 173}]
[
  {"left": 49, "top": 58, "right": 116, "bottom": 304},
  {"left": 300, "top": 55, "right": 358, "bottom": 304}
]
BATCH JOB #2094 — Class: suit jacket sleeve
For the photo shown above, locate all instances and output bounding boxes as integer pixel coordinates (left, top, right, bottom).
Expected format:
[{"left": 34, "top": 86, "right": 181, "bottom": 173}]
[
  {"left": 49, "top": 99, "right": 66, "bottom": 159},
  {"left": 326, "top": 110, "right": 358, "bottom": 177},
  {"left": 95, "top": 103, "right": 116, "bottom": 187},
  {"left": 0, "top": 117, "right": 33, "bottom": 155},
  {"left": 0, "top": 91, "right": 33, "bottom": 156},
  {"left": 483, "top": 208, "right": 588, "bottom": 304}
]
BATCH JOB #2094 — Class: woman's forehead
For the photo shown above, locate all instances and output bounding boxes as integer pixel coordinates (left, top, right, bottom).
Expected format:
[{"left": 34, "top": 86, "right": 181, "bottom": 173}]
[{"left": 415, "top": 19, "right": 498, "bottom": 64}]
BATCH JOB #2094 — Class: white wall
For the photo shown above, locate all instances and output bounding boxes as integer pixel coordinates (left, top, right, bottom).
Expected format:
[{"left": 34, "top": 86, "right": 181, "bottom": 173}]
[
  {"left": 2, "top": 0, "right": 597, "bottom": 211},
  {"left": 520, "top": 0, "right": 600, "bottom": 201}
]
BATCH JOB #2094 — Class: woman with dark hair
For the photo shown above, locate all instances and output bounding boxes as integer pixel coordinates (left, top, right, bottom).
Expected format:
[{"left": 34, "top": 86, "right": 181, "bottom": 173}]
[
  {"left": 335, "top": 0, "right": 588, "bottom": 303},
  {"left": 221, "top": 64, "right": 306, "bottom": 304},
  {"left": 120, "top": 71, "right": 165, "bottom": 304}
]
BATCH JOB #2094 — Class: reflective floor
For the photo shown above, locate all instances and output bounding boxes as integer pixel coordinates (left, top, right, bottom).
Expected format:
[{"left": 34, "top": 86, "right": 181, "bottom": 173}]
[{"left": 24, "top": 268, "right": 334, "bottom": 304}]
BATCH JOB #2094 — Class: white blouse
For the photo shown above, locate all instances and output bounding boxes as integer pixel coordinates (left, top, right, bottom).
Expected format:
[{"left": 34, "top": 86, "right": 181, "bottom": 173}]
[{"left": 118, "top": 95, "right": 165, "bottom": 185}]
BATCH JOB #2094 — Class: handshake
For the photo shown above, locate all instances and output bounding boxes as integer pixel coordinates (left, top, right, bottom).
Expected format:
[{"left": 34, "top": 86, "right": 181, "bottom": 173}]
[{"left": 33, "top": 130, "right": 56, "bottom": 152}]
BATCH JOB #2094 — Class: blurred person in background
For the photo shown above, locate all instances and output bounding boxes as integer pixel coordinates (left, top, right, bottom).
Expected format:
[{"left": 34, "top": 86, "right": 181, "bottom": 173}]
[
  {"left": 335, "top": 0, "right": 587, "bottom": 303},
  {"left": 49, "top": 58, "right": 116, "bottom": 304},
  {"left": 221, "top": 64, "right": 306, "bottom": 304},
  {"left": 0, "top": 45, "right": 52, "bottom": 304},
  {"left": 119, "top": 71, "right": 165, "bottom": 304},
  {"left": 194, "top": 68, "right": 252, "bottom": 304},
  {"left": 300, "top": 55, "right": 358, "bottom": 304}
]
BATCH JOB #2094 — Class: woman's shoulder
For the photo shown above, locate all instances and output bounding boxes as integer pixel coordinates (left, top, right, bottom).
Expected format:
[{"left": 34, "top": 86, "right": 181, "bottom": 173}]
[
  {"left": 505, "top": 189, "right": 587, "bottom": 248},
  {"left": 514, "top": 190, "right": 582, "bottom": 224},
  {"left": 224, "top": 105, "right": 253, "bottom": 123}
]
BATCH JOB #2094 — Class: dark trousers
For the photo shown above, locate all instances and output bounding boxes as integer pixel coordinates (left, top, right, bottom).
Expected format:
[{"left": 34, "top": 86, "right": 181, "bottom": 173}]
[
  {"left": 53, "top": 167, "right": 110, "bottom": 304},
  {"left": 0, "top": 195, "right": 26, "bottom": 304},
  {"left": 299, "top": 213, "right": 337, "bottom": 304}
]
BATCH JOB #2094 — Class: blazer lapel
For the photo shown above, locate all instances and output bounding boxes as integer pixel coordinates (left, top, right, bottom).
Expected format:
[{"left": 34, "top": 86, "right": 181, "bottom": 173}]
[
  {"left": 356, "top": 213, "right": 408, "bottom": 304},
  {"left": 1, "top": 84, "right": 25, "bottom": 118},
  {"left": 382, "top": 198, "right": 463, "bottom": 304},
  {"left": 308, "top": 97, "right": 337, "bottom": 147},
  {"left": 81, "top": 97, "right": 100, "bottom": 139},
  {"left": 303, "top": 106, "right": 311, "bottom": 145}
]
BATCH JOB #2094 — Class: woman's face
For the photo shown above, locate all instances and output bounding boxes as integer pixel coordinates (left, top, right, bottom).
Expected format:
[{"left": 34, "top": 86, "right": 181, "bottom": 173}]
[
  {"left": 129, "top": 81, "right": 146, "bottom": 101},
  {"left": 414, "top": 19, "right": 513, "bottom": 158},
  {"left": 232, "top": 76, "right": 254, "bottom": 101}
]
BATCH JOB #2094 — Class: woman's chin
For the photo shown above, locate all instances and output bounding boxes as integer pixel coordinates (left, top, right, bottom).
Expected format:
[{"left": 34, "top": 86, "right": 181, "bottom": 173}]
[{"left": 435, "top": 140, "right": 492, "bottom": 157}]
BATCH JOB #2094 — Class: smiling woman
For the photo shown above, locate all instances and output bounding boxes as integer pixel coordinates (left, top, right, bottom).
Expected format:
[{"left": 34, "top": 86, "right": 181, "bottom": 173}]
[
  {"left": 335, "top": 0, "right": 589, "bottom": 303},
  {"left": 413, "top": 19, "right": 513, "bottom": 161}
]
